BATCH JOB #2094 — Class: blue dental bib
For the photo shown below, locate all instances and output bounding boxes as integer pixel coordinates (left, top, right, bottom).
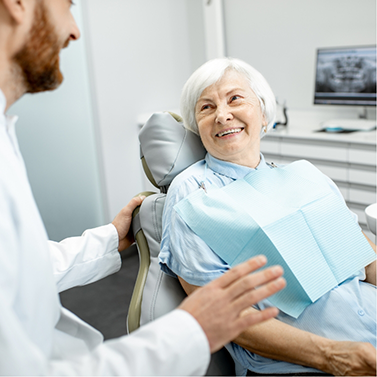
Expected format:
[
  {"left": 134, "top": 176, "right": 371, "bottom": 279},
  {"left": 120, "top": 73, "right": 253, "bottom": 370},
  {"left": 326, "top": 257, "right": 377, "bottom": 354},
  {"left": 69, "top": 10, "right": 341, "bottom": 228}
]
[{"left": 174, "top": 160, "right": 376, "bottom": 318}]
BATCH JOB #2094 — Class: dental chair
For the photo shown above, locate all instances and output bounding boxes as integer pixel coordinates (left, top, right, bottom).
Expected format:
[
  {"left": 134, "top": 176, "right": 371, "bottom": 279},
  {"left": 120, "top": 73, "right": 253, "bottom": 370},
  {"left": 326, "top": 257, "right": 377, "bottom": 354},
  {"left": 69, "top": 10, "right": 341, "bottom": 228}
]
[{"left": 127, "top": 111, "right": 235, "bottom": 376}]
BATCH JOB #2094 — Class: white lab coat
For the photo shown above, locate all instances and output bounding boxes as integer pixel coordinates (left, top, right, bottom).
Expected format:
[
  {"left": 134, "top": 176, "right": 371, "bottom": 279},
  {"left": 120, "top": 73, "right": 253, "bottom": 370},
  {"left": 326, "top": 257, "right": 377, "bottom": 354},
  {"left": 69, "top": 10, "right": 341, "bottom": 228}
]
[{"left": 0, "top": 90, "right": 210, "bottom": 375}]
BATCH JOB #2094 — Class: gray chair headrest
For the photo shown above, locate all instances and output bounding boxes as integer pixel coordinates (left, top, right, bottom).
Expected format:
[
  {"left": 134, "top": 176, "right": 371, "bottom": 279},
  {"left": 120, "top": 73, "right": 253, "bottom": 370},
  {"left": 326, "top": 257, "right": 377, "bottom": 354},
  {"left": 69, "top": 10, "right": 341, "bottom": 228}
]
[{"left": 139, "top": 112, "right": 206, "bottom": 189}]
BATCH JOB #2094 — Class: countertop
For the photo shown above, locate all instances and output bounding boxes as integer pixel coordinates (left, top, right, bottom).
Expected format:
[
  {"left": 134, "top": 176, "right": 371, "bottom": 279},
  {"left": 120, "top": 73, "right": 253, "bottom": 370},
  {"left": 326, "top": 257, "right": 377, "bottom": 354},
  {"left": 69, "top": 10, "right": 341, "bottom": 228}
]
[{"left": 265, "top": 125, "right": 377, "bottom": 146}]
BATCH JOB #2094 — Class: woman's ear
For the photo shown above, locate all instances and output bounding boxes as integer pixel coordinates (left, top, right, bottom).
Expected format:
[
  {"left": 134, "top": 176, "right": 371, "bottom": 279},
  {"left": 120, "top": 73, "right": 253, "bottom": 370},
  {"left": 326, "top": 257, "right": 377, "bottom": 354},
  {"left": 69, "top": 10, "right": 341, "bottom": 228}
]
[
  {"left": 262, "top": 115, "right": 268, "bottom": 127},
  {"left": 2, "top": 0, "right": 27, "bottom": 24},
  {"left": 261, "top": 115, "right": 268, "bottom": 133}
]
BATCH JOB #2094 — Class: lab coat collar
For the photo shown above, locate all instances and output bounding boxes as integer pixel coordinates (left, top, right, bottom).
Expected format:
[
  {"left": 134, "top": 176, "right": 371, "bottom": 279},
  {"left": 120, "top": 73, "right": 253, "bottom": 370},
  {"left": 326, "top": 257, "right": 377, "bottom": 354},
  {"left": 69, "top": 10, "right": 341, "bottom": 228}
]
[
  {"left": 0, "top": 89, "right": 6, "bottom": 116},
  {"left": 0, "top": 88, "right": 19, "bottom": 132},
  {"left": 205, "top": 152, "right": 269, "bottom": 180},
  {"left": 0, "top": 88, "right": 21, "bottom": 159},
  {"left": 0, "top": 89, "right": 7, "bottom": 128}
]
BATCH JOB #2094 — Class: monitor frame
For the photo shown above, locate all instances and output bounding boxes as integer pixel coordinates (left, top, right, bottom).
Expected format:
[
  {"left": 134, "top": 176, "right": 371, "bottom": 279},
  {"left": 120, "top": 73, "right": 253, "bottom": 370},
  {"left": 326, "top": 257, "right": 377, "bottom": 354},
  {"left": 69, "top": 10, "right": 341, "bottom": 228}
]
[{"left": 313, "top": 45, "right": 376, "bottom": 107}]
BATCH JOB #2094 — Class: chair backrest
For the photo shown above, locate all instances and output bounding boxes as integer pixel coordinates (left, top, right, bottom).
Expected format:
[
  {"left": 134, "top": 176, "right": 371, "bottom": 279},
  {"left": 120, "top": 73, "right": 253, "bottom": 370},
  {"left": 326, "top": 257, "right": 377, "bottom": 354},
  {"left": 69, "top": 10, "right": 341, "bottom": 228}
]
[
  {"left": 127, "top": 112, "right": 234, "bottom": 375},
  {"left": 127, "top": 112, "right": 206, "bottom": 332}
]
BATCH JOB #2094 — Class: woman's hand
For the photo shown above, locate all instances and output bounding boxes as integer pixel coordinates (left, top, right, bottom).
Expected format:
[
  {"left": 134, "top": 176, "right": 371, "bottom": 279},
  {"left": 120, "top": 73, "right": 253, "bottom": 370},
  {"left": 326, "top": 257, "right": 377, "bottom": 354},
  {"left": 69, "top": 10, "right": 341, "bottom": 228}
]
[
  {"left": 112, "top": 196, "right": 145, "bottom": 252},
  {"left": 322, "top": 340, "right": 376, "bottom": 376},
  {"left": 230, "top": 305, "right": 376, "bottom": 376}
]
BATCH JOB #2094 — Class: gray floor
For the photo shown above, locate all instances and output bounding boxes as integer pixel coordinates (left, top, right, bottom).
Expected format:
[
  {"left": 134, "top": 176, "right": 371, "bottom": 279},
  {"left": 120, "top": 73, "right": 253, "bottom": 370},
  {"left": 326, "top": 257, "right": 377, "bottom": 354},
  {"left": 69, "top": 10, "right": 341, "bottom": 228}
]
[{"left": 59, "top": 244, "right": 139, "bottom": 340}]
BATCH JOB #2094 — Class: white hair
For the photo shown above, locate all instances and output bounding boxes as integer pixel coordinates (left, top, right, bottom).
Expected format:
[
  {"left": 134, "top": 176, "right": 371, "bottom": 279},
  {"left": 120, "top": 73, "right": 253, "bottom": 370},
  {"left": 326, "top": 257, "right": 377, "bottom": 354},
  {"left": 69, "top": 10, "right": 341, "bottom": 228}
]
[{"left": 180, "top": 57, "right": 276, "bottom": 139}]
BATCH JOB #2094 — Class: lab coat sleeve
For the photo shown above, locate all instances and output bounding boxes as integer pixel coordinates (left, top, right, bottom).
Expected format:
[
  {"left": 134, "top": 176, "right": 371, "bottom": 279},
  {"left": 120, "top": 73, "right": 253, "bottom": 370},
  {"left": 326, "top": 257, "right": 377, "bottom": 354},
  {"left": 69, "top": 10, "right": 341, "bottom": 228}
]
[
  {"left": 49, "top": 224, "right": 122, "bottom": 292},
  {"left": 0, "top": 283, "right": 210, "bottom": 376},
  {"left": 47, "top": 309, "right": 210, "bottom": 376}
]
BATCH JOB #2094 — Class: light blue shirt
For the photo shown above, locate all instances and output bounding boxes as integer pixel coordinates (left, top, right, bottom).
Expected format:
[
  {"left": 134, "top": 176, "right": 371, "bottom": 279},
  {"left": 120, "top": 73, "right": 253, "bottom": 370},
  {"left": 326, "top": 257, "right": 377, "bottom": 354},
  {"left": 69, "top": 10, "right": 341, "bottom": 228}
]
[{"left": 160, "top": 153, "right": 376, "bottom": 376}]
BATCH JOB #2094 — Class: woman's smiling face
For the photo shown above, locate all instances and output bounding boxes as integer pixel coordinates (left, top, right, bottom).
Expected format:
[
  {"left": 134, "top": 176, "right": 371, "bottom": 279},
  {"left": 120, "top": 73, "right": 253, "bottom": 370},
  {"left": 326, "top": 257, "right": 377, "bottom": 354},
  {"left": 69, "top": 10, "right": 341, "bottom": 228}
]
[{"left": 195, "top": 69, "right": 266, "bottom": 168}]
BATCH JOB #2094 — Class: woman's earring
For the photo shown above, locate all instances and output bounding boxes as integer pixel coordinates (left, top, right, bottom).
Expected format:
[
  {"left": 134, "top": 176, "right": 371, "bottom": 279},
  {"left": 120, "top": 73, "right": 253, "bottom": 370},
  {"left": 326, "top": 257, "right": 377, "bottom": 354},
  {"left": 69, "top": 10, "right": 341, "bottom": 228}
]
[{"left": 263, "top": 125, "right": 267, "bottom": 133}]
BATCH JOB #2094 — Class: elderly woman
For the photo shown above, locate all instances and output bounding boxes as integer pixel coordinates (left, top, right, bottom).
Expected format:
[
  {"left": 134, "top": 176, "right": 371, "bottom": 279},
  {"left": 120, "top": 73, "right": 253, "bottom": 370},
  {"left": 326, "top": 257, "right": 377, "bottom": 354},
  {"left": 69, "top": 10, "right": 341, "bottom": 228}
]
[{"left": 159, "top": 58, "right": 376, "bottom": 376}]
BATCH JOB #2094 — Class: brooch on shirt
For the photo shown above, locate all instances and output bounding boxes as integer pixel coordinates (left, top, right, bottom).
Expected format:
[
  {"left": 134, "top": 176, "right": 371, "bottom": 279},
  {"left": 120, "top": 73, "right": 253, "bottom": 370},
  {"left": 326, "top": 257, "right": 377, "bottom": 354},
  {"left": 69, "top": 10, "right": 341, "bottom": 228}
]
[
  {"left": 267, "top": 162, "right": 278, "bottom": 168},
  {"left": 199, "top": 181, "right": 207, "bottom": 193}
]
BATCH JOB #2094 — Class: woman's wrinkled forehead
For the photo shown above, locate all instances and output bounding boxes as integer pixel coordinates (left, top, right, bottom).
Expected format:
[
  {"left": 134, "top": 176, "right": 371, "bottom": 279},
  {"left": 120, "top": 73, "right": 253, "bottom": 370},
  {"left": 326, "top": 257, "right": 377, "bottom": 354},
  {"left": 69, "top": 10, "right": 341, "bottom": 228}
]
[
  {"left": 197, "top": 68, "right": 245, "bottom": 96},
  {"left": 196, "top": 69, "right": 259, "bottom": 107}
]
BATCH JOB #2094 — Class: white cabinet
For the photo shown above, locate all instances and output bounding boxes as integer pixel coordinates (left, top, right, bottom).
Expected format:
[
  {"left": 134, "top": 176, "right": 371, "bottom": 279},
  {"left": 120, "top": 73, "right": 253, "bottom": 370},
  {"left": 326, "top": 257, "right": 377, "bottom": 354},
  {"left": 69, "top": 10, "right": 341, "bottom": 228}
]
[
  {"left": 260, "top": 129, "right": 377, "bottom": 241},
  {"left": 280, "top": 140, "right": 347, "bottom": 162},
  {"left": 349, "top": 188, "right": 376, "bottom": 206},
  {"left": 349, "top": 148, "right": 376, "bottom": 166}
]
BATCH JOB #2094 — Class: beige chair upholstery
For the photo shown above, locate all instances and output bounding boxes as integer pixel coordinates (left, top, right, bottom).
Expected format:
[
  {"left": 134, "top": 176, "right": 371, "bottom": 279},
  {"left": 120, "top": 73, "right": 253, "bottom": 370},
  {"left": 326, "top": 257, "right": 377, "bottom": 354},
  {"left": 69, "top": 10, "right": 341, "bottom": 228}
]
[{"left": 127, "top": 112, "right": 235, "bottom": 375}]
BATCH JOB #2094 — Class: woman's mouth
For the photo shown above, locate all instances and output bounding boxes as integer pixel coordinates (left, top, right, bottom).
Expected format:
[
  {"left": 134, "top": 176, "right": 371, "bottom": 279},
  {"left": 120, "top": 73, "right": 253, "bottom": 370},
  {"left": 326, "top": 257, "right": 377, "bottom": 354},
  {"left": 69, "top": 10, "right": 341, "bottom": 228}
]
[{"left": 216, "top": 128, "right": 244, "bottom": 138}]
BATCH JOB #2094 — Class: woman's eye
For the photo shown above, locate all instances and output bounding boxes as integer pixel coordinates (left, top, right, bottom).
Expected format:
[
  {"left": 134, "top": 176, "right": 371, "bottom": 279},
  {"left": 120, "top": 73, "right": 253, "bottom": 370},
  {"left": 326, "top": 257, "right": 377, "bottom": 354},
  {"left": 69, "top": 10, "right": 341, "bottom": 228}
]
[
  {"left": 201, "top": 104, "right": 211, "bottom": 111},
  {"left": 230, "top": 95, "right": 240, "bottom": 102}
]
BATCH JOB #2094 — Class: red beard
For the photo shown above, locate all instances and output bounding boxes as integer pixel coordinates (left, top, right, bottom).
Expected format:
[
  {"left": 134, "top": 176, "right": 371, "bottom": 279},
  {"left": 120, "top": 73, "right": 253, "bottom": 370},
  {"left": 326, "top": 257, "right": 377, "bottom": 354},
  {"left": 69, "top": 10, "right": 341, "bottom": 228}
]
[{"left": 13, "top": 1, "right": 69, "bottom": 93}]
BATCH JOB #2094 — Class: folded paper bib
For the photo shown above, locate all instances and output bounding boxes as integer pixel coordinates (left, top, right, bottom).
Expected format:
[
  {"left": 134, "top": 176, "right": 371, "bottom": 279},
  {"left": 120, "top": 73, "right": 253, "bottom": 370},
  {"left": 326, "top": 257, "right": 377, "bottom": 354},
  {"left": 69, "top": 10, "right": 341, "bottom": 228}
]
[{"left": 174, "top": 160, "right": 376, "bottom": 318}]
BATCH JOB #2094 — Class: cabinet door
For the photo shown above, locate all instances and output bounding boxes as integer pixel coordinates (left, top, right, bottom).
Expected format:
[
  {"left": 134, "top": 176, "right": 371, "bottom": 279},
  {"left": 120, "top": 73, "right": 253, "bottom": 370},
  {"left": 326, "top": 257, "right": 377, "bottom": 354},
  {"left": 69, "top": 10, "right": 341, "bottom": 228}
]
[
  {"left": 349, "top": 147, "right": 377, "bottom": 167},
  {"left": 349, "top": 167, "right": 376, "bottom": 186},
  {"left": 349, "top": 187, "right": 377, "bottom": 206},
  {"left": 280, "top": 140, "right": 347, "bottom": 162},
  {"left": 314, "top": 162, "right": 348, "bottom": 182},
  {"left": 260, "top": 138, "right": 280, "bottom": 155}
]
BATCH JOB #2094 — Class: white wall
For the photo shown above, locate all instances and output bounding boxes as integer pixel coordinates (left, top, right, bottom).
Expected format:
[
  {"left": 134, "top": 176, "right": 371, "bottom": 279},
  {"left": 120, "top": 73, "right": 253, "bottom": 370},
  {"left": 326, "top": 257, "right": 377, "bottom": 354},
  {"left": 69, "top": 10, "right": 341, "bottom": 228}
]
[
  {"left": 9, "top": 1, "right": 375, "bottom": 240},
  {"left": 83, "top": 0, "right": 206, "bottom": 220},
  {"left": 10, "top": 2, "right": 105, "bottom": 241},
  {"left": 9, "top": 0, "right": 206, "bottom": 241},
  {"left": 223, "top": 0, "right": 376, "bottom": 123}
]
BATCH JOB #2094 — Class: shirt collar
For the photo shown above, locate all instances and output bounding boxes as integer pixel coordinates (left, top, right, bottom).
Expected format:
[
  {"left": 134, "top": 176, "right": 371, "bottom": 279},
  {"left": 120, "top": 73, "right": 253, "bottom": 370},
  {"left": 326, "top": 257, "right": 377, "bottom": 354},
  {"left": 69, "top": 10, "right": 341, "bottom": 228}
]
[{"left": 205, "top": 152, "right": 270, "bottom": 180}]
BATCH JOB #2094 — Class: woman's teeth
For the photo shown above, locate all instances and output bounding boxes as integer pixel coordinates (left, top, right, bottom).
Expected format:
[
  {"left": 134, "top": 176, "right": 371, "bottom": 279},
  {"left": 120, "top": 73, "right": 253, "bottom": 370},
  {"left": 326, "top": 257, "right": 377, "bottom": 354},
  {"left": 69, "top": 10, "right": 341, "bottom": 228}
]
[{"left": 217, "top": 128, "right": 243, "bottom": 137}]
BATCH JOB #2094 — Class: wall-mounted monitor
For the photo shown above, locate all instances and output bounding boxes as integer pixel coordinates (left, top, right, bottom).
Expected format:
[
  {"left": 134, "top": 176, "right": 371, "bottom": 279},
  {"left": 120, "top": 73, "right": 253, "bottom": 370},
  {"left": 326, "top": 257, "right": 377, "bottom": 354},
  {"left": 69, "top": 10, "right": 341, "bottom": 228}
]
[{"left": 314, "top": 45, "right": 376, "bottom": 106}]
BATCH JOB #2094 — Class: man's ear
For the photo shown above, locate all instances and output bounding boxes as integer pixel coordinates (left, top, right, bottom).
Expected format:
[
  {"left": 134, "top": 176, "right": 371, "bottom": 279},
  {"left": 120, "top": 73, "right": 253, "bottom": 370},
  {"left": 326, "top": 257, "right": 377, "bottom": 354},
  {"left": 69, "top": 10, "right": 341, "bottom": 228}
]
[{"left": 1, "top": 0, "right": 27, "bottom": 24}]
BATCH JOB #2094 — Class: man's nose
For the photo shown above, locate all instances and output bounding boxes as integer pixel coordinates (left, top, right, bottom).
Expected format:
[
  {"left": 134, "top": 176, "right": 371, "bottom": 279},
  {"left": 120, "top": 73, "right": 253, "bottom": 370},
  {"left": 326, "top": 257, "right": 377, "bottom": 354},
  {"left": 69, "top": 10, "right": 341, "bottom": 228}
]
[
  {"left": 69, "top": 13, "right": 81, "bottom": 41},
  {"left": 215, "top": 105, "right": 233, "bottom": 124}
]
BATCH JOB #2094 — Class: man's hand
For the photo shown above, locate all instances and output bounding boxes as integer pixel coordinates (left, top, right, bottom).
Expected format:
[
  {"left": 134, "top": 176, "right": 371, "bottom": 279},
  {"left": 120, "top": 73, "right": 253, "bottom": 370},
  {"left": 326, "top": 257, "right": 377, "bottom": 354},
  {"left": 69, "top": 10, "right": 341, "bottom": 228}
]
[
  {"left": 112, "top": 196, "right": 145, "bottom": 252},
  {"left": 321, "top": 340, "right": 376, "bottom": 376},
  {"left": 178, "top": 256, "right": 286, "bottom": 353}
]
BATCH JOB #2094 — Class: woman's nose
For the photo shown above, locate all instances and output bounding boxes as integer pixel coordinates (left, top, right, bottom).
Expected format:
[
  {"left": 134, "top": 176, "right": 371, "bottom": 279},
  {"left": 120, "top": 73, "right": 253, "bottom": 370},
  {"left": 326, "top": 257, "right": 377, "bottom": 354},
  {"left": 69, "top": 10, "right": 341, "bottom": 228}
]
[{"left": 215, "top": 106, "right": 233, "bottom": 124}]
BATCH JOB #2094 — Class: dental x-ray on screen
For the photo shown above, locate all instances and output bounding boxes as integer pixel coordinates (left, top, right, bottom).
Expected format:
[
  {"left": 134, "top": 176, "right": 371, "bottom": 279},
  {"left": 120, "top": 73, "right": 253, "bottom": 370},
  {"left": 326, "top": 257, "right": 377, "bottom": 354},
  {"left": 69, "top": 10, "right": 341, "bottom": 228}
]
[{"left": 314, "top": 45, "right": 376, "bottom": 106}]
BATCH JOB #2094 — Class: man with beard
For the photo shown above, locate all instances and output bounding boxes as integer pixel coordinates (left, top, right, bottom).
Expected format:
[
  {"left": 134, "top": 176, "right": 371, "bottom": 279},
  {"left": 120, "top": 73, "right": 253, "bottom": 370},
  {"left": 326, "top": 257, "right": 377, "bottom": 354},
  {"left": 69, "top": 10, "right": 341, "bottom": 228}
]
[{"left": 0, "top": 0, "right": 286, "bottom": 375}]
